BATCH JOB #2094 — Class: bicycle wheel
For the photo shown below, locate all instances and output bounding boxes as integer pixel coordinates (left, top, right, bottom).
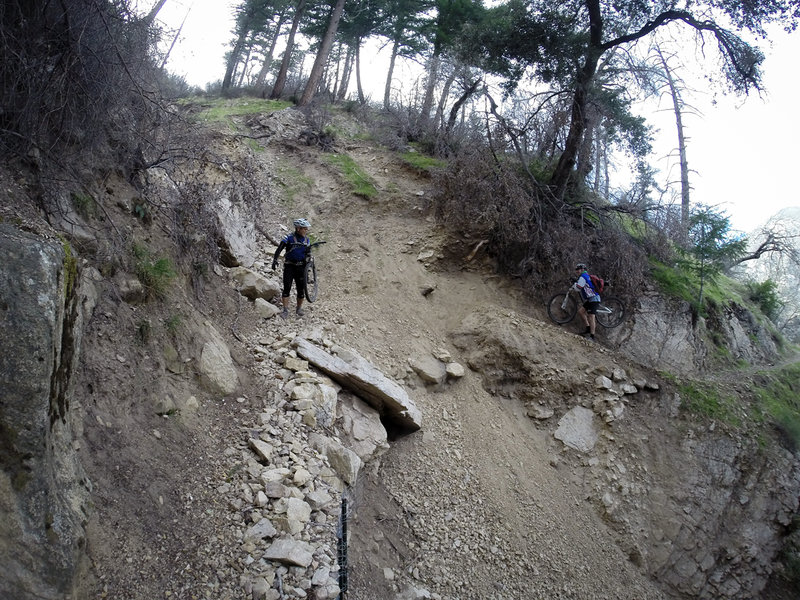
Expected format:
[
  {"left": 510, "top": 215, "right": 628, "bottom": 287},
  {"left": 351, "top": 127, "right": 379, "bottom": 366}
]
[
  {"left": 596, "top": 297, "right": 625, "bottom": 328},
  {"left": 304, "top": 259, "right": 318, "bottom": 303},
  {"left": 547, "top": 293, "right": 578, "bottom": 325}
]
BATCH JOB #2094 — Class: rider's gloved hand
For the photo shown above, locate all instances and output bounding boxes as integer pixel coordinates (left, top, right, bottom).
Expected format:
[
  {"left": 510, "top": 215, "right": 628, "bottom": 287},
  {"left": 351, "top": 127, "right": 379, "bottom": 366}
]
[{"left": 271, "top": 261, "right": 278, "bottom": 271}]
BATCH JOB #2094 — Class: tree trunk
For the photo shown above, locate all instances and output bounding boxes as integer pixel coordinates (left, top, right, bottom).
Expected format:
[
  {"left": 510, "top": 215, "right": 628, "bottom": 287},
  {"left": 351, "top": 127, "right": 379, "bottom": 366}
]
[
  {"left": 336, "top": 43, "right": 355, "bottom": 102},
  {"left": 256, "top": 13, "right": 288, "bottom": 88},
  {"left": 383, "top": 38, "right": 400, "bottom": 110},
  {"left": 327, "top": 43, "right": 341, "bottom": 99},
  {"left": 236, "top": 45, "right": 253, "bottom": 86},
  {"left": 222, "top": 31, "right": 248, "bottom": 90},
  {"left": 435, "top": 65, "right": 456, "bottom": 130},
  {"left": 271, "top": 0, "right": 306, "bottom": 99},
  {"left": 445, "top": 78, "right": 480, "bottom": 134},
  {"left": 298, "top": 0, "right": 346, "bottom": 106},
  {"left": 420, "top": 52, "right": 441, "bottom": 123},
  {"left": 143, "top": 0, "right": 168, "bottom": 26},
  {"left": 355, "top": 44, "right": 365, "bottom": 104},
  {"left": 657, "top": 48, "right": 691, "bottom": 239},
  {"left": 160, "top": 6, "right": 189, "bottom": 69},
  {"left": 576, "top": 105, "right": 598, "bottom": 181},
  {"left": 550, "top": 0, "right": 603, "bottom": 197}
]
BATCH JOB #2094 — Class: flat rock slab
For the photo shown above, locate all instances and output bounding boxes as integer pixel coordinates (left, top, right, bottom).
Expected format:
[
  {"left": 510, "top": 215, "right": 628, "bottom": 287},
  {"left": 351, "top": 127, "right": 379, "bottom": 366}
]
[
  {"left": 264, "top": 538, "right": 314, "bottom": 567},
  {"left": 554, "top": 406, "right": 598, "bottom": 453},
  {"left": 294, "top": 338, "right": 422, "bottom": 431}
]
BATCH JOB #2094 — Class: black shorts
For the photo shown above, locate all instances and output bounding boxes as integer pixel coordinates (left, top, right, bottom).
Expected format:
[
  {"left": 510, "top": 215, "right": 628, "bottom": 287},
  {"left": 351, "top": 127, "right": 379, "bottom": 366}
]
[
  {"left": 282, "top": 263, "right": 305, "bottom": 298},
  {"left": 584, "top": 300, "right": 600, "bottom": 314}
]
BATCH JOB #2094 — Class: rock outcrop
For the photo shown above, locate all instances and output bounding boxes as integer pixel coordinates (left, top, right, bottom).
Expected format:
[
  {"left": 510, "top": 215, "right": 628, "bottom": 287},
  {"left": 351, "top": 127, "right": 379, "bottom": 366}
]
[
  {"left": 0, "top": 225, "right": 91, "bottom": 599},
  {"left": 607, "top": 291, "right": 780, "bottom": 375}
]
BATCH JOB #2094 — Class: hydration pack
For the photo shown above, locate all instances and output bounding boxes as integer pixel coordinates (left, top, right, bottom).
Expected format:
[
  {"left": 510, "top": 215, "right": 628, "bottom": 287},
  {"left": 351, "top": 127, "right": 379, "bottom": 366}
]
[{"left": 590, "top": 274, "right": 606, "bottom": 295}]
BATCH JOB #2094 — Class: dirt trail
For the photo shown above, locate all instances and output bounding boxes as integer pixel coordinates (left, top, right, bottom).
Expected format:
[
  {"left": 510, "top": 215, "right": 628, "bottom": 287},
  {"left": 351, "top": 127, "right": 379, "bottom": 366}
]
[{"left": 272, "top": 139, "right": 667, "bottom": 599}]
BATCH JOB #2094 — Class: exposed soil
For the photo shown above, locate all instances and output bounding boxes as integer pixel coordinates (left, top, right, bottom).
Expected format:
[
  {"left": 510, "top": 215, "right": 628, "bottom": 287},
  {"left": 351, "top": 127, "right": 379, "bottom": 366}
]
[
  {"left": 289, "top": 134, "right": 668, "bottom": 599},
  {"left": 67, "top": 109, "right": 715, "bottom": 599}
]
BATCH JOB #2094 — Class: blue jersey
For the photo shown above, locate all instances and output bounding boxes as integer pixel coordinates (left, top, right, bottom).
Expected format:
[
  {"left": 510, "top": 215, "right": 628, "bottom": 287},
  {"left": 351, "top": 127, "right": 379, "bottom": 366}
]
[
  {"left": 575, "top": 272, "right": 599, "bottom": 301},
  {"left": 281, "top": 233, "right": 310, "bottom": 263}
]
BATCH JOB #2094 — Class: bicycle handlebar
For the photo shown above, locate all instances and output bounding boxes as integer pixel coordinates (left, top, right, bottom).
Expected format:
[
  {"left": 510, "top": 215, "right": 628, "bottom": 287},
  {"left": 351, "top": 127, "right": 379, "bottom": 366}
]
[{"left": 287, "top": 240, "right": 326, "bottom": 250}]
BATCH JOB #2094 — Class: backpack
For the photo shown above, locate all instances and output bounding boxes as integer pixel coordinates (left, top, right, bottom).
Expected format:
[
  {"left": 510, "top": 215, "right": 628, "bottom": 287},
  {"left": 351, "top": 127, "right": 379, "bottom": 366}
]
[{"left": 589, "top": 274, "right": 605, "bottom": 295}]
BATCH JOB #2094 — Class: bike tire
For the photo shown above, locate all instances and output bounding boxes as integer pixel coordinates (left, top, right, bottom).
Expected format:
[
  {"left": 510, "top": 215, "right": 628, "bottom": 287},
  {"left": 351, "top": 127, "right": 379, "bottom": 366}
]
[
  {"left": 547, "top": 293, "right": 578, "bottom": 325},
  {"left": 304, "top": 259, "right": 318, "bottom": 303},
  {"left": 596, "top": 297, "right": 625, "bottom": 328}
]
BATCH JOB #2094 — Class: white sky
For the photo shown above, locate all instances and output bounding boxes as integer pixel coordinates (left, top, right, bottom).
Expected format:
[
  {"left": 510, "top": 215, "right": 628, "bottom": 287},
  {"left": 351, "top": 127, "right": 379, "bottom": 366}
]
[{"left": 154, "top": 0, "right": 800, "bottom": 234}]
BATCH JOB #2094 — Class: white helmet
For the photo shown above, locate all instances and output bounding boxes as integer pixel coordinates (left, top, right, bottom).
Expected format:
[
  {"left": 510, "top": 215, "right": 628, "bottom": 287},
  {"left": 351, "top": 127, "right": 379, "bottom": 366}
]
[{"left": 293, "top": 218, "right": 311, "bottom": 228}]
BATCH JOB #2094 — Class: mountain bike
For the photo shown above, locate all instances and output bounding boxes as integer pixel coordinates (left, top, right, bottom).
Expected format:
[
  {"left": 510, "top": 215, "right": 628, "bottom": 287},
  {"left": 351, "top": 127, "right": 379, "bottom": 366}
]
[
  {"left": 288, "top": 240, "right": 326, "bottom": 302},
  {"left": 547, "top": 284, "right": 626, "bottom": 328}
]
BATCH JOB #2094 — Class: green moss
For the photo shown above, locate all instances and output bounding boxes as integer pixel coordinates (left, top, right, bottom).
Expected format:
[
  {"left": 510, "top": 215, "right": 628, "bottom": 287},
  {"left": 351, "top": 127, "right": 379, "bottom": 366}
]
[
  {"left": 59, "top": 236, "right": 78, "bottom": 298},
  {"left": 649, "top": 259, "right": 750, "bottom": 320},
  {"left": 246, "top": 138, "right": 264, "bottom": 153},
  {"left": 276, "top": 160, "right": 313, "bottom": 204},
  {"left": 194, "top": 97, "right": 292, "bottom": 123},
  {"left": 401, "top": 150, "right": 446, "bottom": 172},
  {"left": 752, "top": 363, "right": 800, "bottom": 449},
  {"left": 325, "top": 153, "right": 377, "bottom": 199},
  {"left": 679, "top": 380, "right": 741, "bottom": 427},
  {"left": 650, "top": 259, "right": 697, "bottom": 306}
]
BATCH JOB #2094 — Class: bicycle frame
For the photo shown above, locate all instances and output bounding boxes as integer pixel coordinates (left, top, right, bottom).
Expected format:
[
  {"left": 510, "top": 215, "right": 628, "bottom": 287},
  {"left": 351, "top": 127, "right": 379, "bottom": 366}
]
[{"left": 549, "top": 286, "right": 625, "bottom": 329}]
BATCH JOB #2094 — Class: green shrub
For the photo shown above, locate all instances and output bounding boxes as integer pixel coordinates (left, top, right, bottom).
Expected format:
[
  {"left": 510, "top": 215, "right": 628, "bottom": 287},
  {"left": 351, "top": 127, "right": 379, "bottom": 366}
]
[
  {"left": 71, "top": 191, "right": 97, "bottom": 220},
  {"left": 133, "top": 202, "right": 151, "bottom": 224},
  {"left": 136, "top": 319, "right": 151, "bottom": 344},
  {"left": 133, "top": 244, "right": 176, "bottom": 300},
  {"left": 748, "top": 279, "right": 783, "bottom": 322},
  {"left": 164, "top": 314, "right": 181, "bottom": 335}
]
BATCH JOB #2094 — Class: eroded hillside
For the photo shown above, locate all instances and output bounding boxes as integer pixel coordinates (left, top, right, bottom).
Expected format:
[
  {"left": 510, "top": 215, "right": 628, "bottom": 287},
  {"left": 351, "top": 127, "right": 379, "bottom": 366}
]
[{"left": 1, "top": 104, "right": 798, "bottom": 600}]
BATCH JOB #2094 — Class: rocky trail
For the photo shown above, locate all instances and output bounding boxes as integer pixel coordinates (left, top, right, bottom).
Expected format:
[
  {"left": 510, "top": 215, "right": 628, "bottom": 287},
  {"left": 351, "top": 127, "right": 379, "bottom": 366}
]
[
  {"left": 260, "top": 132, "right": 669, "bottom": 599},
  {"left": 57, "top": 109, "right": 798, "bottom": 600}
]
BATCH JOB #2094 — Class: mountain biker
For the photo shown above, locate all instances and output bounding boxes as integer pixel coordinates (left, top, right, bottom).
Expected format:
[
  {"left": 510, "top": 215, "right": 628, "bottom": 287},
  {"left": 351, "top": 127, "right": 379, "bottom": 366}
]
[
  {"left": 572, "top": 263, "right": 600, "bottom": 340},
  {"left": 272, "top": 218, "right": 311, "bottom": 319}
]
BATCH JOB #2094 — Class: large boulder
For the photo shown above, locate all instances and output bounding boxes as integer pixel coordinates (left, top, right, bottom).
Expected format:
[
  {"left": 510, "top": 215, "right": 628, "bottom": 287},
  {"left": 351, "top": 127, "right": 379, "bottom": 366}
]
[
  {"left": 230, "top": 267, "right": 281, "bottom": 301},
  {"left": 338, "top": 393, "right": 390, "bottom": 462},
  {"left": 294, "top": 338, "right": 422, "bottom": 432}
]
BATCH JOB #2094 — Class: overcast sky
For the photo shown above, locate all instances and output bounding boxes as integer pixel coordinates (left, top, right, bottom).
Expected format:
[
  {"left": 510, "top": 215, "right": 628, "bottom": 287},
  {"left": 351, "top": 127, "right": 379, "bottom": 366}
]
[{"left": 155, "top": 1, "right": 800, "bottom": 234}]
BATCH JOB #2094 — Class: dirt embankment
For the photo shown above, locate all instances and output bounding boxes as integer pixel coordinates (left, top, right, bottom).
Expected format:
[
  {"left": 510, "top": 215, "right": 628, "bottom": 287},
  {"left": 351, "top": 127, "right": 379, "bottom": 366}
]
[{"left": 64, "top": 110, "right": 797, "bottom": 600}]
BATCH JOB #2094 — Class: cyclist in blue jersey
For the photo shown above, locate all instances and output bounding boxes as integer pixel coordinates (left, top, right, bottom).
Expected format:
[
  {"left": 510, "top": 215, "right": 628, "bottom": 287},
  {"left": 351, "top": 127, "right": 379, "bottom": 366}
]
[
  {"left": 272, "top": 218, "right": 311, "bottom": 319},
  {"left": 571, "top": 263, "right": 600, "bottom": 340}
]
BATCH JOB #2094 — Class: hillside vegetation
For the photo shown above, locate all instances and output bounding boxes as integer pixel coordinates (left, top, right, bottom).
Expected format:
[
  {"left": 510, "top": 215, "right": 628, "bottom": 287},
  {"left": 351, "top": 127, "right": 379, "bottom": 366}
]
[{"left": 2, "top": 3, "right": 800, "bottom": 598}]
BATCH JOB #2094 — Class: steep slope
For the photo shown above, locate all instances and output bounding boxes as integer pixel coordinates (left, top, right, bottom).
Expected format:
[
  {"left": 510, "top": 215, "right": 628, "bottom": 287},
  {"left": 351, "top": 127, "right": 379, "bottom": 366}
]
[
  {"left": 5, "top": 105, "right": 796, "bottom": 600},
  {"left": 271, "top": 120, "right": 799, "bottom": 600},
  {"left": 282, "top": 139, "right": 665, "bottom": 598}
]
